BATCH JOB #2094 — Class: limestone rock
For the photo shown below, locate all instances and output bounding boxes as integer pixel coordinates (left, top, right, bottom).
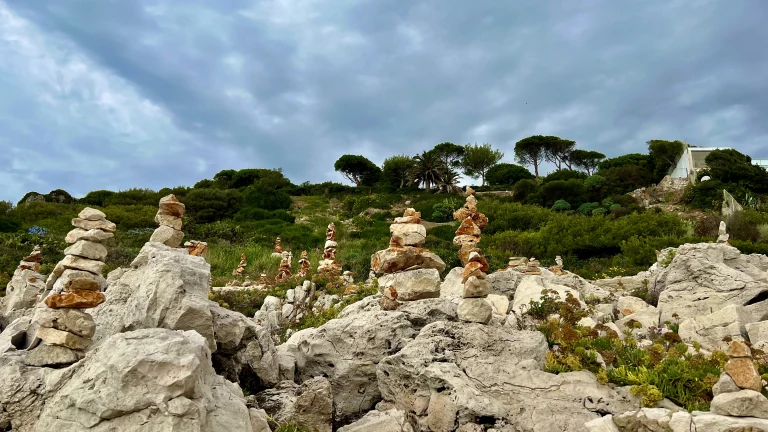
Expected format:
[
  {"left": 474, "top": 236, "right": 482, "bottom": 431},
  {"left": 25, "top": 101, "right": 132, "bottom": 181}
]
[
  {"left": 34, "top": 308, "right": 96, "bottom": 338},
  {"left": 65, "top": 228, "right": 114, "bottom": 243},
  {"left": 281, "top": 310, "right": 417, "bottom": 423},
  {"left": 678, "top": 305, "right": 754, "bottom": 352},
  {"left": 149, "top": 225, "right": 185, "bottom": 248},
  {"left": 78, "top": 207, "right": 106, "bottom": 221},
  {"left": 71, "top": 217, "right": 117, "bottom": 232},
  {"left": 729, "top": 340, "right": 753, "bottom": 358},
  {"left": 512, "top": 276, "right": 582, "bottom": 314},
  {"left": 440, "top": 267, "right": 464, "bottom": 298},
  {"left": 463, "top": 275, "right": 489, "bottom": 298},
  {"left": 158, "top": 194, "right": 186, "bottom": 217},
  {"left": 91, "top": 242, "right": 216, "bottom": 352},
  {"left": 486, "top": 293, "right": 510, "bottom": 315},
  {"left": 338, "top": 409, "right": 414, "bottom": 432},
  {"left": 63, "top": 240, "right": 108, "bottom": 261},
  {"left": 390, "top": 223, "right": 427, "bottom": 247},
  {"left": 713, "top": 373, "right": 741, "bottom": 396},
  {"left": 24, "top": 343, "right": 84, "bottom": 367},
  {"left": 155, "top": 213, "right": 183, "bottom": 230},
  {"left": 655, "top": 243, "right": 768, "bottom": 322},
  {"left": 2, "top": 268, "right": 45, "bottom": 317},
  {"left": 52, "top": 269, "right": 106, "bottom": 293},
  {"left": 377, "top": 321, "right": 638, "bottom": 431},
  {"left": 747, "top": 321, "right": 768, "bottom": 352},
  {"left": 371, "top": 246, "right": 446, "bottom": 274},
  {"left": 34, "top": 328, "right": 253, "bottom": 432},
  {"left": 44, "top": 289, "right": 105, "bottom": 309},
  {"left": 35, "top": 326, "right": 91, "bottom": 350},
  {"left": 0, "top": 316, "right": 31, "bottom": 353},
  {"left": 378, "top": 269, "right": 441, "bottom": 301},
  {"left": 725, "top": 357, "right": 763, "bottom": 392},
  {"left": 293, "top": 377, "right": 334, "bottom": 432},
  {"left": 55, "top": 254, "right": 106, "bottom": 276},
  {"left": 711, "top": 390, "right": 768, "bottom": 419},
  {"left": 457, "top": 298, "right": 492, "bottom": 324},
  {"left": 616, "top": 296, "right": 651, "bottom": 318}
]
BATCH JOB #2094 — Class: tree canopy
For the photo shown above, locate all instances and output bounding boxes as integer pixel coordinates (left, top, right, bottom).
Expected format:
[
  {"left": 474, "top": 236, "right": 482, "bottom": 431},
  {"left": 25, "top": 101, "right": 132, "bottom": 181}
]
[
  {"left": 461, "top": 143, "right": 503, "bottom": 186},
  {"left": 647, "top": 140, "right": 685, "bottom": 183},
  {"left": 569, "top": 150, "right": 605, "bottom": 175},
  {"left": 334, "top": 155, "right": 382, "bottom": 187},
  {"left": 706, "top": 149, "right": 768, "bottom": 193},
  {"left": 514, "top": 135, "right": 548, "bottom": 177},
  {"left": 543, "top": 136, "right": 577, "bottom": 170},
  {"left": 381, "top": 155, "right": 414, "bottom": 190},
  {"left": 485, "top": 163, "right": 534, "bottom": 186},
  {"left": 430, "top": 142, "right": 466, "bottom": 169}
]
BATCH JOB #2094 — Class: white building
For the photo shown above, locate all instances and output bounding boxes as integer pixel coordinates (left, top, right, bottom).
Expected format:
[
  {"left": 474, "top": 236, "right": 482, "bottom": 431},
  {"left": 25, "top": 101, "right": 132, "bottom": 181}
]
[{"left": 669, "top": 144, "right": 732, "bottom": 183}]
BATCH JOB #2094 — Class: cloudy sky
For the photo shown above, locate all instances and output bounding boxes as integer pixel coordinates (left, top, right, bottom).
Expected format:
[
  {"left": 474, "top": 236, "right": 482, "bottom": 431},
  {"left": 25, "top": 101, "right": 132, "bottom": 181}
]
[{"left": 1, "top": 0, "right": 767, "bottom": 202}]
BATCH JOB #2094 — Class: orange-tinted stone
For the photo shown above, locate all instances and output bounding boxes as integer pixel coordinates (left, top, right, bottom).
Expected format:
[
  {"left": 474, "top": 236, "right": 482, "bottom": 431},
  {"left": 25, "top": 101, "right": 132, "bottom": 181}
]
[
  {"left": 455, "top": 218, "right": 481, "bottom": 236},
  {"left": 44, "top": 290, "right": 105, "bottom": 309}
]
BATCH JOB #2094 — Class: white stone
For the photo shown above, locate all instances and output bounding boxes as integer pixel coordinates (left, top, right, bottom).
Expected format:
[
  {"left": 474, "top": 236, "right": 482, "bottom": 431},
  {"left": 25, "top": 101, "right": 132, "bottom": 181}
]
[
  {"left": 378, "top": 268, "right": 441, "bottom": 301},
  {"left": 616, "top": 296, "right": 651, "bottom": 318},
  {"left": 486, "top": 294, "right": 510, "bottom": 315},
  {"left": 63, "top": 240, "right": 108, "bottom": 261},
  {"left": 457, "top": 298, "right": 492, "bottom": 324},
  {"left": 711, "top": 389, "right": 768, "bottom": 418},
  {"left": 78, "top": 207, "right": 106, "bottom": 221},
  {"left": 65, "top": 228, "right": 114, "bottom": 244},
  {"left": 390, "top": 223, "right": 427, "bottom": 246}
]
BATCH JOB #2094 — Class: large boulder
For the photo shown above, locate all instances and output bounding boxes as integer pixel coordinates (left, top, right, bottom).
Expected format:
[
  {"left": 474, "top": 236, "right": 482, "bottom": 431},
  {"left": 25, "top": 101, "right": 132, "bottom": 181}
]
[
  {"left": 371, "top": 247, "right": 446, "bottom": 274},
  {"left": 91, "top": 242, "right": 216, "bottom": 352},
  {"left": 377, "top": 321, "right": 639, "bottom": 431},
  {"left": 1, "top": 268, "right": 46, "bottom": 326},
  {"left": 210, "top": 305, "right": 279, "bottom": 390},
  {"left": 279, "top": 310, "right": 417, "bottom": 424},
  {"left": 655, "top": 243, "right": 768, "bottom": 322},
  {"left": 378, "top": 269, "right": 441, "bottom": 301},
  {"left": 678, "top": 304, "right": 755, "bottom": 352},
  {"left": 3, "top": 328, "right": 257, "bottom": 432}
]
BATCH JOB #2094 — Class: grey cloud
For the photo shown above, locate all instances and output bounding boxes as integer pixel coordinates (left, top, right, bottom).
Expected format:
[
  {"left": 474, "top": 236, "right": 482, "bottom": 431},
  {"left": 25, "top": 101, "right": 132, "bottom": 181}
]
[{"left": 1, "top": 0, "right": 767, "bottom": 202}]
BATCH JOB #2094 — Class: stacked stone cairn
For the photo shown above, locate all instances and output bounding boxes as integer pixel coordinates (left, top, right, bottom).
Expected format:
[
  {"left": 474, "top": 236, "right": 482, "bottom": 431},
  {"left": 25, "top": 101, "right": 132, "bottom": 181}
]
[
  {"left": 184, "top": 240, "right": 208, "bottom": 258},
  {"left": 276, "top": 254, "right": 293, "bottom": 282},
  {"left": 20, "top": 246, "right": 43, "bottom": 272},
  {"left": 372, "top": 208, "right": 445, "bottom": 310},
  {"left": 273, "top": 237, "right": 283, "bottom": 256},
  {"left": 2, "top": 246, "right": 46, "bottom": 320},
  {"left": 26, "top": 207, "right": 113, "bottom": 367},
  {"left": 717, "top": 221, "right": 729, "bottom": 244},
  {"left": 149, "top": 194, "right": 185, "bottom": 247},
  {"left": 317, "top": 223, "right": 342, "bottom": 274},
  {"left": 710, "top": 341, "right": 768, "bottom": 418},
  {"left": 298, "top": 250, "right": 311, "bottom": 278},
  {"left": 233, "top": 253, "right": 247, "bottom": 277},
  {"left": 550, "top": 255, "right": 565, "bottom": 275},
  {"left": 452, "top": 187, "right": 492, "bottom": 324},
  {"left": 526, "top": 257, "right": 542, "bottom": 275},
  {"left": 504, "top": 257, "right": 528, "bottom": 272},
  {"left": 257, "top": 273, "right": 269, "bottom": 289}
]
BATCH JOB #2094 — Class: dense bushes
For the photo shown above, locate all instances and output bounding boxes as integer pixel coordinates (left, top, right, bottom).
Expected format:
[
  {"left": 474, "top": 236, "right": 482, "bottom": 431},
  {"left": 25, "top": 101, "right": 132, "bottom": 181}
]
[{"left": 485, "top": 163, "right": 534, "bottom": 187}]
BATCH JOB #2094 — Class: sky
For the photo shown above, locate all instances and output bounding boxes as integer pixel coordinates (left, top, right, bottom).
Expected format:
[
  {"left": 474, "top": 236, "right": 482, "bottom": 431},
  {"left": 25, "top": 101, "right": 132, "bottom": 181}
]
[{"left": 1, "top": 0, "right": 767, "bottom": 202}]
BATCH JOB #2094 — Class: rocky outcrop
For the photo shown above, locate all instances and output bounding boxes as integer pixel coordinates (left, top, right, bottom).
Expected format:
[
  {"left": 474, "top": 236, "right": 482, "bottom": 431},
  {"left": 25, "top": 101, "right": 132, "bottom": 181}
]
[
  {"left": 655, "top": 243, "right": 768, "bottom": 322},
  {"left": 91, "top": 242, "right": 215, "bottom": 352},
  {"left": 279, "top": 310, "right": 417, "bottom": 424},
  {"left": 1, "top": 246, "right": 46, "bottom": 326},
  {"left": 378, "top": 321, "right": 639, "bottom": 431}
]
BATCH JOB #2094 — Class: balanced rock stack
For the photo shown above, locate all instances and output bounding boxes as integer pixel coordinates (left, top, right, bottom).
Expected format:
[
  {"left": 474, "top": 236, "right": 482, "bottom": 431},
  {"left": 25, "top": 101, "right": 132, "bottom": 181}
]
[
  {"left": 233, "top": 253, "right": 247, "bottom": 277},
  {"left": 273, "top": 237, "right": 283, "bottom": 255},
  {"left": 371, "top": 208, "right": 445, "bottom": 309},
  {"left": 504, "top": 257, "right": 528, "bottom": 272},
  {"left": 550, "top": 255, "right": 565, "bottom": 275},
  {"left": 526, "top": 257, "right": 542, "bottom": 275},
  {"left": 318, "top": 223, "right": 342, "bottom": 274},
  {"left": 453, "top": 188, "right": 492, "bottom": 324},
  {"left": 149, "top": 194, "right": 185, "bottom": 247},
  {"left": 710, "top": 341, "right": 768, "bottom": 418},
  {"left": 27, "top": 207, "right": 112, "bottom": 367},
  {"left": 276, "top": 255, "right": 292, "bottom": 282},
  {"left": 19, "top": 245, "right": 43, "bottom": 272},
  {"left": 298, "top": 250, "right": 311, "bottom": 278},
  {"left": 717, "top": 221, "right": 729, "bottom": 244},
  {"left": 1, "top": 246, "right": 46, "bottom": 319}
]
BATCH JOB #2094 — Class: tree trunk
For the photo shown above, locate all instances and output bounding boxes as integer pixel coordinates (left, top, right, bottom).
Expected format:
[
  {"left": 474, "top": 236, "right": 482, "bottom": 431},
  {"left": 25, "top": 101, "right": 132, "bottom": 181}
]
[{"left": 533, "top": 160, "right": 540, "bottom": 177}]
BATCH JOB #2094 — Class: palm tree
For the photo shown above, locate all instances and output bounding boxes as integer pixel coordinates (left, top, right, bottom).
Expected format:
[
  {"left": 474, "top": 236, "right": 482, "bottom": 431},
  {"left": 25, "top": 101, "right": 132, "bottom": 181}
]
[
  {"left": 437, "top": 169, "right": 463, "bottom": 194},
  {"left": 409, "top": 151, "right": 448, "bottom": 192}
]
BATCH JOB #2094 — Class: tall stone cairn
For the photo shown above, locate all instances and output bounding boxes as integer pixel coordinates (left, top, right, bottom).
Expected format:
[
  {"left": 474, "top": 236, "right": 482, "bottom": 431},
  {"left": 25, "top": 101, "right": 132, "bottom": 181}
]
[
  {"left": 298, "top": 250, "right": 311, "bottom": 278},
  {"left": 717, "top": 221, "right": 730, "bottom": 244},
  {"left": 150, "top": 194, "right": 185, "bottom": 247},
  {"left": 273, "top": 237, "right": 283, "bottom": 255},
  {"left": 371, "top": 208, "right": 445, "bottom": 310},
  {"left": 233, "top": 253, "right": 247, "bottom": 276},
  {"left": 27, "top": 207, "right": 113, "bottom": 367},
  {"left": 318, "top": 223, "right": 342, "bottom": 274},
  {"left": 453, "top": 187, "right": 492, "bottom": 324}
]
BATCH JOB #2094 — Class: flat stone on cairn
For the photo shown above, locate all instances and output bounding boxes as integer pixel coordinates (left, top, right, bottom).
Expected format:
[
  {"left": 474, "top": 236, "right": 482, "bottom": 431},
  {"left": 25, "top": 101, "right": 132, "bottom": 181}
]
[
  {"left": 453, "top": 188, "right": 492, "bottom": 324},
  {"left": 372, "top": 209, "right": 446, "bottom": 309},
  {"left": 149, "top": 194, "right": 185, "bottom": 247},
  {"left": 27, "top": 207, "right": 112, "bottom": 367},
  {"left": 184, "top": 240, "right": 209, "bottom": 258}
]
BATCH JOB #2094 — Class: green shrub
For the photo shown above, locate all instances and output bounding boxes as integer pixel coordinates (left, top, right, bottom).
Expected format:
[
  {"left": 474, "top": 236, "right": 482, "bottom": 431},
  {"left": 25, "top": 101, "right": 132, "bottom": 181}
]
[
  {"left": 551, "top": 200, "right": 571, "bottom": 212},
  {"left": 513, "top": 179, "right": 539, "bottom": 203},
  {"left": 431, "top": 198, "right": 460, "bottom": 222},
  {"left": 577, "top": 202, "right": 600, "bottom": 216},
  {"left": 592, "top": 208, "right": 606, "bottom": 216}
]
